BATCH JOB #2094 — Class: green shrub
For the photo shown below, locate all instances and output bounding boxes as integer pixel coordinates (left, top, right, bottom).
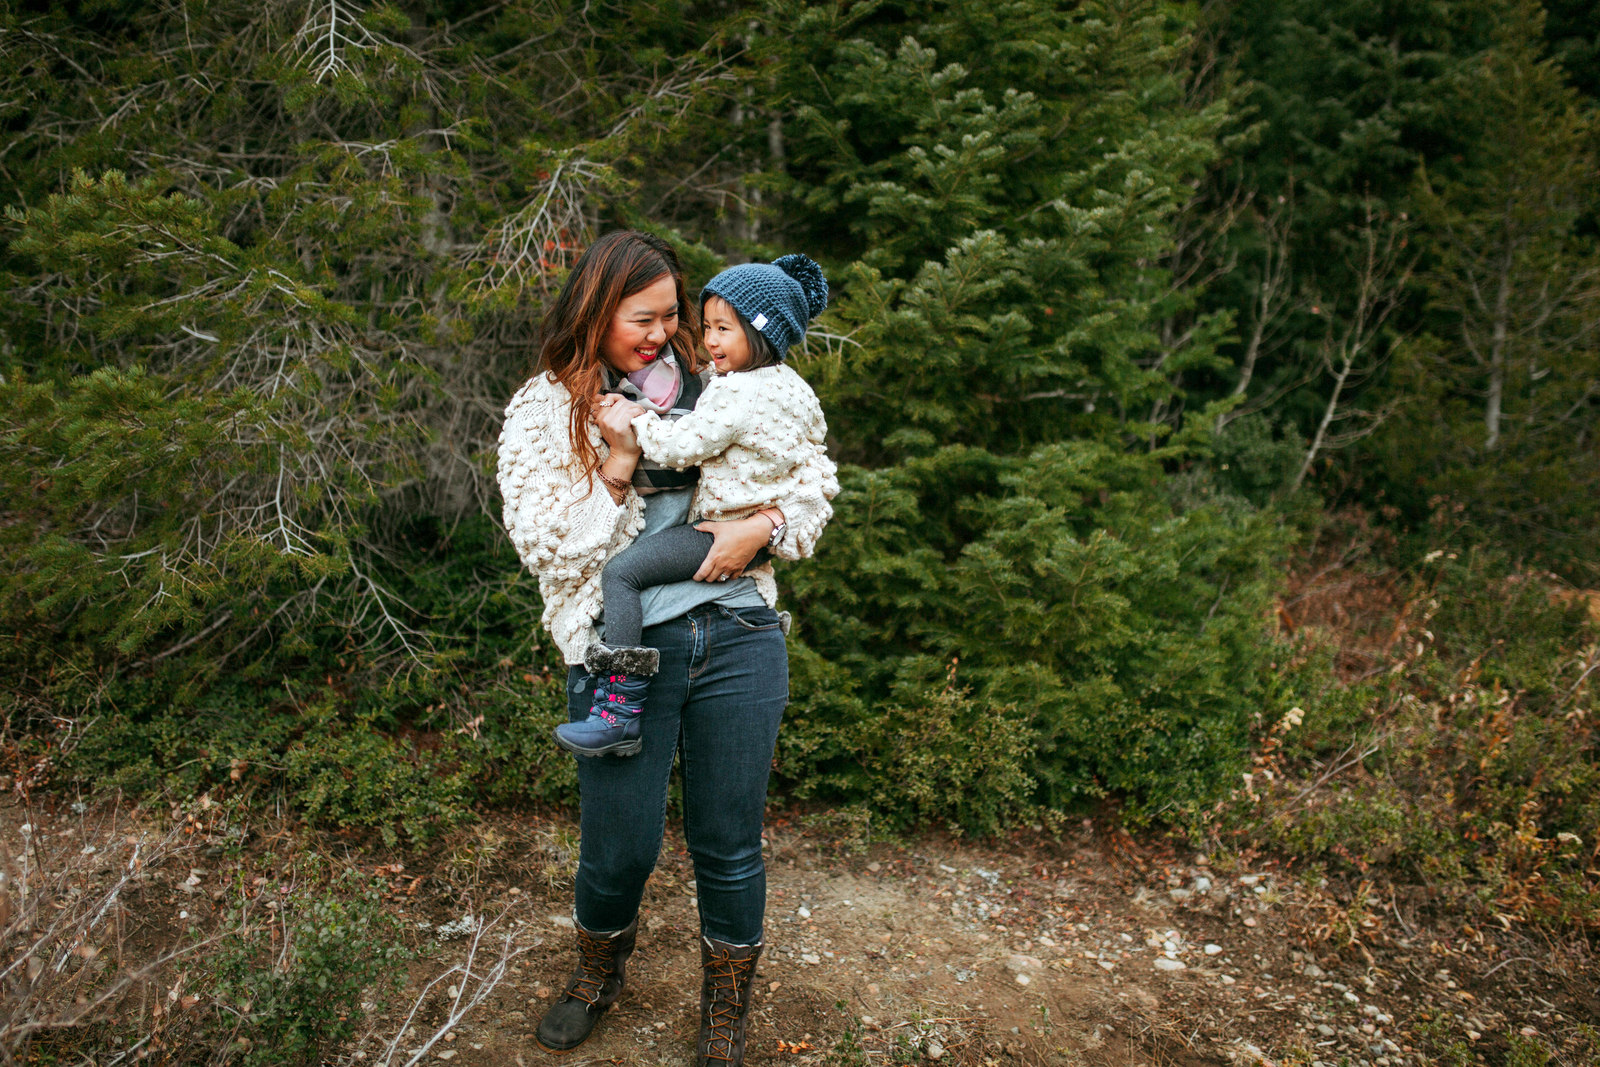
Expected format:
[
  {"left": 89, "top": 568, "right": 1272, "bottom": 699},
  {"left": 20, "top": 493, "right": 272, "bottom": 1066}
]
[
  {"left": 194, "top": 868, "right": 409, "bottom": 1065},
  {"left": 1209, "top": 414, "right": 1308, "bottom": 505},
  {"left": 469, "top": 676, "right": 579, "bottom": 809},
  {"left": 33, "top": 515, "right": 577, "bottom": 843},
  {"left": 281, "top": 699, "right": 475, "bottom": 845},
  {"left": 65, "top": 678, "right": 476, "bottom": 846},
  {"left": 58, "top": 669, "right": 578, "bottom": 846},
  {"left": 781, "top": 646, "right": 1042, "bottom": 836},
  {"left": 36, "top": 863, "right": 413, "bottom": 1065},
  {"left": 781, "top": 440, "right": 1291, "bottom": 832}
]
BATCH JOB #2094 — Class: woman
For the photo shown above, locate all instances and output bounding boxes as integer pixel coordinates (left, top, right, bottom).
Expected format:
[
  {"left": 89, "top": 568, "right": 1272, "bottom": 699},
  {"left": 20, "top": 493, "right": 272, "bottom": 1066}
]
[{"left": 496, "top": 230, "right": 837, "bottom": 1064}]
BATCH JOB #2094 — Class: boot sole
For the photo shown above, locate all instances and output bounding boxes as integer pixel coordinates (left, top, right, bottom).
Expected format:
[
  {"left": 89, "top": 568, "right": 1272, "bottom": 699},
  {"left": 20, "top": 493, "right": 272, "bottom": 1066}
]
[
  {"left": 551, "top": 729, "right": 644, "bottom": 758},
  {"left": 533, "top": 1010, "right": 606, "bottom": 1054}
]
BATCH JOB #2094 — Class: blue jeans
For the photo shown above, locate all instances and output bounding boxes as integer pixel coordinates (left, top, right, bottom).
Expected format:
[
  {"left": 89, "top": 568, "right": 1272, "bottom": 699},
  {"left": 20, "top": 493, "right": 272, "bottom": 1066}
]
[{"left": 568, "top": 603, "right": 788, "bottom": 944}]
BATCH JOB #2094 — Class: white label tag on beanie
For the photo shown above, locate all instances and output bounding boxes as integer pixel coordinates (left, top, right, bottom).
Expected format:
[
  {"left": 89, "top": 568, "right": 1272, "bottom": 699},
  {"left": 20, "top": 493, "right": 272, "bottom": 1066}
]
[{"left": 751, "top": 313, "right": 768, "bottom": 330}]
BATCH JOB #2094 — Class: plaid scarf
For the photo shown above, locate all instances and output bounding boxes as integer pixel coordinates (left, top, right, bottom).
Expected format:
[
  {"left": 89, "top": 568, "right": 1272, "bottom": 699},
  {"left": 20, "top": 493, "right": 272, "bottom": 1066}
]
[{"left": 603, "top": 345, "right": 703, "bottom": 493}]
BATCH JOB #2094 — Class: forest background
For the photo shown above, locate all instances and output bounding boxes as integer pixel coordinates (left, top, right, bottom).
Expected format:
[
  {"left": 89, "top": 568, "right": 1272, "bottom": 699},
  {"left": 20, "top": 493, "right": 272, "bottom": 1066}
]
[{"left": 1, "top": 0, "right": 1598, "bottom": 1023}]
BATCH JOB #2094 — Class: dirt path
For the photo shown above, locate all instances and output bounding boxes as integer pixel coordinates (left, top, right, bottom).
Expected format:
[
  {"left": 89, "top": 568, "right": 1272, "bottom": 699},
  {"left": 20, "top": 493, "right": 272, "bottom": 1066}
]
[
  {"left": 356, "top": 816, "right": 1196, "bottom": 1067},
  {"left": 5, "top": 797, "right": 1595, "bottom": 1066},
  {"left": 344, "top": 813, "right": 1597, "bottom": 1067}
]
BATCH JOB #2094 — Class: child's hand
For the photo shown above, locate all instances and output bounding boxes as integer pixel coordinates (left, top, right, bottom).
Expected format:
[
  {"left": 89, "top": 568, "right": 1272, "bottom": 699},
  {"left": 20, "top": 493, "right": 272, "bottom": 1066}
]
[{"left": 593, "top": 395, "right": 642, "bottom": 456}]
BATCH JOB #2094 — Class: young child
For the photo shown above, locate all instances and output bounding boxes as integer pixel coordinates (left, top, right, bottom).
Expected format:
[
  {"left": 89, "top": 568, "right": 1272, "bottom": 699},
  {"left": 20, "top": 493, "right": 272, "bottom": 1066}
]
[{"left": 553, "top": 254, "right": 838, "bottom": 757}]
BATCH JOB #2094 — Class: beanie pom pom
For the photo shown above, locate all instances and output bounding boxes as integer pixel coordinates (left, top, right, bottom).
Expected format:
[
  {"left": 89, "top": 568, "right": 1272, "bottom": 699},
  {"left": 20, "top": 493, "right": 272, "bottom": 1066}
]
[{"left": 774, "top": 253, "right": 829, "bottom": 321}]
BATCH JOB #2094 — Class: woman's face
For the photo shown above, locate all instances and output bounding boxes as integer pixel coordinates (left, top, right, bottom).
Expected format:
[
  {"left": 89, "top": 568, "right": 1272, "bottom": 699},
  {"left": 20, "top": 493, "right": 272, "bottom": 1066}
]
[
  {"left": 601, "top": 274, "right": 679, "bottom": 374},
  {"left": 702, "top": 296, "right": 752, "bottom": 374}
]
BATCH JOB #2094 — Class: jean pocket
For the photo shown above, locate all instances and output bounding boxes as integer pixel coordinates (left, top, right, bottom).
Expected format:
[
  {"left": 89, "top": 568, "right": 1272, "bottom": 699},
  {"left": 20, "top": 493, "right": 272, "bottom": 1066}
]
[{"left": 725, "top": 606, "right": 784, "bottom": 633}]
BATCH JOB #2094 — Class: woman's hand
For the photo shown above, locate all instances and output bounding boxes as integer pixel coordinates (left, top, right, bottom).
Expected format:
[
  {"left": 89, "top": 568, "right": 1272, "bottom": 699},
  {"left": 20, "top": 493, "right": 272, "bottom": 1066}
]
[
  {"left": 593, "top": 394, "right": 642, "bottom": 457},
  {"left": 692, "top": 514, "right": 772, "bottom": 582}
]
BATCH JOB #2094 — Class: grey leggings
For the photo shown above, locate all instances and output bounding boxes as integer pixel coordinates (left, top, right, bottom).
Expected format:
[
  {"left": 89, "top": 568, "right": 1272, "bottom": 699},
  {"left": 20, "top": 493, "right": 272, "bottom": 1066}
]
[{"left": 600, "top": 524, "right": 768, "bottom": 648}]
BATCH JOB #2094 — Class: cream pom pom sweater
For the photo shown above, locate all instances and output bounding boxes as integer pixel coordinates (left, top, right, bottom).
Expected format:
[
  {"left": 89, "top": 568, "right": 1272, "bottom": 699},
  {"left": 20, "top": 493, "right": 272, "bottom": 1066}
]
[{"left": 497, "top": 369, "right": 838, "bottom": 665}]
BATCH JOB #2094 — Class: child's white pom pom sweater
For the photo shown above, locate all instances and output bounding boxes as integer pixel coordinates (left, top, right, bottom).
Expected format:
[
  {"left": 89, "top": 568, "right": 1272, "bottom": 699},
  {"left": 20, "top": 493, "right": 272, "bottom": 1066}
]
[{"left": 629, "top": 364, "right": 839, "bottom": 552}]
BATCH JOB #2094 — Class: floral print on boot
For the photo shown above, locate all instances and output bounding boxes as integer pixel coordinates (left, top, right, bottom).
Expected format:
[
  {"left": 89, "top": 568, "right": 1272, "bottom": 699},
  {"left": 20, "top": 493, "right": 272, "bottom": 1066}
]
[{"left": 552, "top": 642, "right": 659, "bottom": 758}]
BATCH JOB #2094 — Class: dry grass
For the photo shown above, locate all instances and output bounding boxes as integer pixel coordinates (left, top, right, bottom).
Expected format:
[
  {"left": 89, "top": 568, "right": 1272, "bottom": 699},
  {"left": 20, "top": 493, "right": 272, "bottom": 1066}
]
[{"left": 0, "top": 803, "right": 204, "bottom": 1064}]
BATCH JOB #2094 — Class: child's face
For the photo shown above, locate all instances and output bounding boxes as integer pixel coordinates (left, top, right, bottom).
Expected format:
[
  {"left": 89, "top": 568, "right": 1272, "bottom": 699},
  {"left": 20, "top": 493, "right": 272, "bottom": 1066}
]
[{"left": 702, "top": 296, "right": 753, "bottom": 374}]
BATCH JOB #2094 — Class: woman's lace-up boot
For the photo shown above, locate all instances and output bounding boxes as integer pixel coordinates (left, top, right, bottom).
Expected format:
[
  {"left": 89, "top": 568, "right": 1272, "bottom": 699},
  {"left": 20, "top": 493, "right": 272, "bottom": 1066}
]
[
  {"left": 553, "top": 642, "right": 659, "bottom": 757},
  {"left": 534, "top": 917, "right": 638, "bottom": 1052},
  {"left": 696, "top": 937, "right": 762, "bottom": 1066}
]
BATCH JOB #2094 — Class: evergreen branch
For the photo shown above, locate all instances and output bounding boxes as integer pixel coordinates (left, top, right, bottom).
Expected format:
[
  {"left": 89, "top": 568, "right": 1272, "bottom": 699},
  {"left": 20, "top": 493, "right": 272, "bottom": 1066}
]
[
  {"left": 464, "top": 158, "right": 605, "bottom": 295},
  {"left": 288, "top": 0, "right": 382, "bottom": 85},
  {"left": 345, "top": 562, "right": 431, "bottom": 666},
  {"left": 216, "top": 579, "right": 328, "bottom": 670},
  {"left": 127, "top": 610, "right": 234, "bottom": 669}
]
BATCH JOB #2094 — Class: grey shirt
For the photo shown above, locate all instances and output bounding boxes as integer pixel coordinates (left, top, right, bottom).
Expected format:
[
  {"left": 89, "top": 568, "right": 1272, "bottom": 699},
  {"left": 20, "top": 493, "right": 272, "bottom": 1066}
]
[{"left": 597, "top": 486, "right": 766, "bottom": 639}]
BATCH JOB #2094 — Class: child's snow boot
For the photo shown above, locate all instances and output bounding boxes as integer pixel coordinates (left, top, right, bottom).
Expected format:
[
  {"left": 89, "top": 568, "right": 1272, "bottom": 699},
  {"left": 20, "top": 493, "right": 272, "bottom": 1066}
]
[{"left": 553, "top": 642, "right": 660, "bottom": 758}]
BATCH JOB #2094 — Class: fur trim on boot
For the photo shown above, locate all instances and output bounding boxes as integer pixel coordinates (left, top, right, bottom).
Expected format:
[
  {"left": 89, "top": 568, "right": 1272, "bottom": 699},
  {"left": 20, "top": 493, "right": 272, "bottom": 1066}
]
[{"left": 583, "top": 641, "right": 661, "bottom": 676}]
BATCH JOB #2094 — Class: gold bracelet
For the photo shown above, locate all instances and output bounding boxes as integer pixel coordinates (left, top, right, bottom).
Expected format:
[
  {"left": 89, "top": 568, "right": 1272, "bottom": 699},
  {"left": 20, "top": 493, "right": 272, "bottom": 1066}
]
[{"left": 596, "top": 469, "right": 631, "bottom": 495}]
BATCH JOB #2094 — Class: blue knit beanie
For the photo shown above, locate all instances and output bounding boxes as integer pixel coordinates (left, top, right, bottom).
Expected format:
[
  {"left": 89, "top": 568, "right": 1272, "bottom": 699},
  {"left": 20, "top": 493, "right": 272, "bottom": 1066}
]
[{"left": 700, "top": 254, "right": 829, "bottom": 360}]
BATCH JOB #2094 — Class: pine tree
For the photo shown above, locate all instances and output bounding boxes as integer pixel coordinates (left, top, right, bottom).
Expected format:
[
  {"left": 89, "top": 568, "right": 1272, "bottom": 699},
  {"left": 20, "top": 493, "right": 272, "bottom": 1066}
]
[
  {"left": 0, "top": 0, "right": 1348, "bottom": 834},
  {"left": 764, "top": 0, "right": 1232, "bottom": 458},
  {"left": 1192, "top": 0, "right": 1491, "bottom": 482},
  {"left": 1390, "top": 0, "right": 1600, "bottom": 570},
  {"left": 0, "top": 0, "right": 736, "bottom": 681},
  {"left": 753, "top": 0, "right": 1291, "bottom": 827}
]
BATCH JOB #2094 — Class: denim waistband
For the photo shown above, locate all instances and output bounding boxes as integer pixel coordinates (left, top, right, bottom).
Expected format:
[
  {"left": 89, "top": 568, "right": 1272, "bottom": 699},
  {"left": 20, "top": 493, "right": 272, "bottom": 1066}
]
[
  {"left": 684, "top": 601, "right": 790, "bottom": 635},
  {"left": 687, "top": 602, "right": 760, "bottom": 622}
]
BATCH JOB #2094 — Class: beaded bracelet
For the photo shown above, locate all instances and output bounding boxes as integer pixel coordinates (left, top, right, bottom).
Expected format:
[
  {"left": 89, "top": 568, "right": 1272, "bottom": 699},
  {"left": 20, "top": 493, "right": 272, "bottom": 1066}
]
[{"left": 596, "top": 469, "right": 631, "bottom": 495}]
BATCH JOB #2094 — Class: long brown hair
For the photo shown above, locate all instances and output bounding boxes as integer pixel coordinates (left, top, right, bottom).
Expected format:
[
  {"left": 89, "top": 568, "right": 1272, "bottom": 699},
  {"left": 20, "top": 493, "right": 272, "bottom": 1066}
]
[{"left": 537, "top": 230, "right": 702, "bottom": 478}]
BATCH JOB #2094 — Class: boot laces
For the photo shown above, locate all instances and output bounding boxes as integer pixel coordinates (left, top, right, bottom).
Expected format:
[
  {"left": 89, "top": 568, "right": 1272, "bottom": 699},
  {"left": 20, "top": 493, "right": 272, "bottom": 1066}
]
[
  {"left": 566, "top": 929, "right": 618, "bottom": 1006},
  {"left": 702, "top": 946, "right": 753, "bottom": 1060}
]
